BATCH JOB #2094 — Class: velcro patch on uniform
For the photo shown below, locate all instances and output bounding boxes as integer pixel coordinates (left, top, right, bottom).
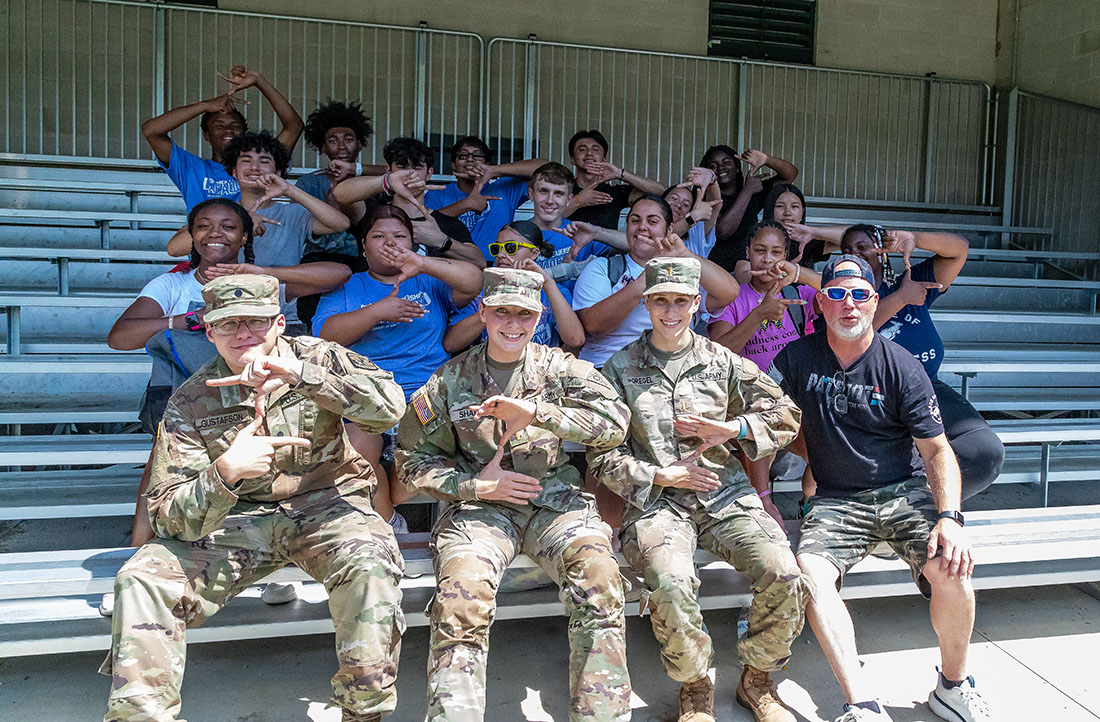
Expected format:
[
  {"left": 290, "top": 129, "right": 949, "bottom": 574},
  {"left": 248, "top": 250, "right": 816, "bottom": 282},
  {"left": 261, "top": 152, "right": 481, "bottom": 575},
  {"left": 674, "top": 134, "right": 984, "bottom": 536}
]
[
  {"left": 449, "top": 402, "right": 477, "bottom": 422},
  {"left": 624, "top": 375, "right": 657, "bottom": 386},
  {"left": 195, "top": 410, "right": 251, "bottom": 431},
  {"left": 276, "top": 391, "right": 304, "bottom": 408},
  {"left": 412, "top": 391, "right": 435, "bottom": 425}
]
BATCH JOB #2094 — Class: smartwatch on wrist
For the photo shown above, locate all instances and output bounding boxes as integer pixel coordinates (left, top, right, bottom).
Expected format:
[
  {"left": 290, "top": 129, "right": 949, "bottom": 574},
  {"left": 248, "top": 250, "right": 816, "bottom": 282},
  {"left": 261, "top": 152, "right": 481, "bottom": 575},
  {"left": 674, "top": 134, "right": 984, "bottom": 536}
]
[
  {"left": 685, "top": 213, "right": 697, "bottom": 228},
  {"left": 183, "top": 311, "right": 203, "bottom": 331},
  {"left": 439, "top": 238, "right": 454, "bottom": 253},
  {"left": 937, "top": 510, "right": 965, "bottom": 527}
]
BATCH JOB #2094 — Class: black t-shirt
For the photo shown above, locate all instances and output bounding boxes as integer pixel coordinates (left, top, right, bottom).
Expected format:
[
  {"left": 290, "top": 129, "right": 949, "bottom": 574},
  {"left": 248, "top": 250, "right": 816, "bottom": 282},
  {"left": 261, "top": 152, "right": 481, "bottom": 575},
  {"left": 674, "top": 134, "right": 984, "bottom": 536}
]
[
  {"left": 708, "top": 176, "right": 778, "bottom": 271},
  {"left": 771, "top": 331, "right": 944, "bottom": 496},
  {"left": 569, "top": 181, "right": 634, "bottom": 229}
]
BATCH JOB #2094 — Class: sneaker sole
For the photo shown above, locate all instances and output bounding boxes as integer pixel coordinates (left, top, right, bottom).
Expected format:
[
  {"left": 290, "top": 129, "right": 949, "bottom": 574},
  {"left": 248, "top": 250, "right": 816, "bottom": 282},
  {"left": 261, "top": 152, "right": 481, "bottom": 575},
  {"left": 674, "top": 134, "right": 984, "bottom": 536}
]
[{"left": 928, "top": 690, "right": 969, "bottom": 722}]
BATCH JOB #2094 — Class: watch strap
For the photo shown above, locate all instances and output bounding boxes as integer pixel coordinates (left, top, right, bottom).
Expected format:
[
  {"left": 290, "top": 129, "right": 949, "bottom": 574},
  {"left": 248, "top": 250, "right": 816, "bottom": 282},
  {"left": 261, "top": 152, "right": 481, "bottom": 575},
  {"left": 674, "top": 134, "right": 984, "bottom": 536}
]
[{"left": 937, "top": 510, "right": 965, "bottom": 526}]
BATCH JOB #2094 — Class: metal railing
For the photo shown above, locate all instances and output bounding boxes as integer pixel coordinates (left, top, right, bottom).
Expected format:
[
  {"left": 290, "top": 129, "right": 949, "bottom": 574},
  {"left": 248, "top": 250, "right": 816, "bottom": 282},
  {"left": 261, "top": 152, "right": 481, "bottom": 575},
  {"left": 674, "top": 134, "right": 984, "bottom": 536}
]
[
  {"left": 1002, "top": 89, "right": 1100, "bottom": 280},
  {"left": 4, "top": 0, "right": 483, "bottom": 169},
  {"left": 487, "top": 37, "right": 992, "bottom": 206}
]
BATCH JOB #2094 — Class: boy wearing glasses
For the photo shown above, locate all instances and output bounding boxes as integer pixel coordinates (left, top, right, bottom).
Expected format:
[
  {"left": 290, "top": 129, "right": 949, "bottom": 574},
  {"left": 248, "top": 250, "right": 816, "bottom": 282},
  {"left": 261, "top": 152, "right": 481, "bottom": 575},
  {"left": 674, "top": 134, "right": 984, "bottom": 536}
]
[
  {"left": 102, "top": 274, "right": 408, "bottom": 722},
  {"left": 425, "top": 135, "right": 547, "bottom": 260},
  {"left": 768, "top": 255, "right": 990, "bottom": 722}
]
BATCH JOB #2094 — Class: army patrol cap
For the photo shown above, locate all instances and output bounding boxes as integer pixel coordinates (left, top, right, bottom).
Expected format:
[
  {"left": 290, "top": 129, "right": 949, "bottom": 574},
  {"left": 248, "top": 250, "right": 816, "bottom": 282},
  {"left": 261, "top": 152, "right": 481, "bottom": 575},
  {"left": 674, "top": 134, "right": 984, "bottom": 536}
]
[
  {"left": 202, "top": 274, "right": 282, "bottom": 323},
  {"left": 821, "top": 253, "right": 876, "bottom": 289},
  {"left": 642, "top": 256, "right": 701, "bottom": 297},
  {"left": 481, "top": 267, "right": 544, "bottom": 313}
]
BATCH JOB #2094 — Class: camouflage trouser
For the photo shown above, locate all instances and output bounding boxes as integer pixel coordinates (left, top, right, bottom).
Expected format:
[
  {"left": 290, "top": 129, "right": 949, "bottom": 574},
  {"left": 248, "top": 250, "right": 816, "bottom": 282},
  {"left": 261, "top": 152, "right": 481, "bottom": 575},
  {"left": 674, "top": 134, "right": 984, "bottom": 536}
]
[
  {"left": 426, "top": 498, "right": 630, "bottom": 722},
  {"left": 100, "top": 490, "right": 405, "bottom": 721},
  {"left": 621, "top": 493, "right": 805, "bottom": 680},
  {"left": 797, "top": 476, "right": 939, "bottom": 598}
]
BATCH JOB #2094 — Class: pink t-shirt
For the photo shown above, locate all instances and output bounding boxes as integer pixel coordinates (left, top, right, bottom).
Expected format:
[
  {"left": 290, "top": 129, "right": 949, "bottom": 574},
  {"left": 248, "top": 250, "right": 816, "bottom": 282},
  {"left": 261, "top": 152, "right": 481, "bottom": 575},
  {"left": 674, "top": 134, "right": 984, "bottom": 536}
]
[{"left": 712, "top": 282, "right": 818, "bottom": 370}]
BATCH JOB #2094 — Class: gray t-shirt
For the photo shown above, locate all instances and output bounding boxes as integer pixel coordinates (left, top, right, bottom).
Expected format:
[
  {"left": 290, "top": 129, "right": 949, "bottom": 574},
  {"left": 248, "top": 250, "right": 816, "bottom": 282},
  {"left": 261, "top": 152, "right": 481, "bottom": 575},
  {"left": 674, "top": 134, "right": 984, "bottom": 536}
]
[{"left": 251, "top": 201, "right": 314, "bottom": 326}]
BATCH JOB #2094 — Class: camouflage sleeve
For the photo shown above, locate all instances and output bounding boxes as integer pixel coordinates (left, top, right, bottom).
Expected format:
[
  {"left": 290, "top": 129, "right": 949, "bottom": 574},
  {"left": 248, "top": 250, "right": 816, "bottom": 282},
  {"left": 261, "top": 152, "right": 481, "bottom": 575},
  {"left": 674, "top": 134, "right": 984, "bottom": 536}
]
[
  {"left": 729, "top": 356, "right": 802, "bottom": 461},
  {"left": 529, "top": 353, "right": 630, "bottom": 450},
  {"left": 295, "top": 341, "right": 406, "bottom": 433},
  {"left": 585, "top": 363, "right": 661, "bottom": 511},
  {"left": 145, "top": 401, "right": 240, "bottom": 541},
  {"left": 394, "top": 377, "right": 479, "bottom": 502}
]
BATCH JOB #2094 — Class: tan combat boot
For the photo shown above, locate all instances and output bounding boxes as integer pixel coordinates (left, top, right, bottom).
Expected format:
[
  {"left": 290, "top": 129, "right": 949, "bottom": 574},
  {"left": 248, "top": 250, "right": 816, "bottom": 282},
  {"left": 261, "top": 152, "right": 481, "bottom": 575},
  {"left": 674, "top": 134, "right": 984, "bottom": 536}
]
[
  {"left": 736, "top": 665, "right": 795, "bottom": 722},
  {"left": 678, "top": 675, "right": 715, "bottom": 722}
]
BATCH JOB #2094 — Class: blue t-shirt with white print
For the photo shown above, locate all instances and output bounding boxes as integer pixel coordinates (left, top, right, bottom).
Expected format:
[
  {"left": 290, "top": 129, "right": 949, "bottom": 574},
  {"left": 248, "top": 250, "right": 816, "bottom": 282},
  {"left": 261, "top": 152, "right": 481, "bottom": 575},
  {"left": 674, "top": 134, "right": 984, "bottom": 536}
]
[
  {"left": 158, "top": 140, "right": 240, "bottom": 211},
  {"left": 876, "top": 258, "right": 945, "bottom": 380},
  {"left": 424, "top": 176, "right": 529, "bottom": 261},
  {"left": 312, "top": 272, "right": 461, "bottom": 401}
]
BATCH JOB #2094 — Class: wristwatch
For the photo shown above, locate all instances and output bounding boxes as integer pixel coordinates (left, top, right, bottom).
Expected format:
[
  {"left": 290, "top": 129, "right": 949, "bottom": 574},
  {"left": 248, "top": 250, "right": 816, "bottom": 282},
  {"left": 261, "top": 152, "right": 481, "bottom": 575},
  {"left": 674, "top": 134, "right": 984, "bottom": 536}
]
[
  {"left": 183, "top": 311, "right": 203, "bottom": 331},
  {"left": 685, "top": 213, "right": 697, "bottom": 228},
  {"left": 937, "top": 510, "right": 965, "bottom": 526},
  {"left": 439, "top": 238, "right": 454, "bottom": 253}
]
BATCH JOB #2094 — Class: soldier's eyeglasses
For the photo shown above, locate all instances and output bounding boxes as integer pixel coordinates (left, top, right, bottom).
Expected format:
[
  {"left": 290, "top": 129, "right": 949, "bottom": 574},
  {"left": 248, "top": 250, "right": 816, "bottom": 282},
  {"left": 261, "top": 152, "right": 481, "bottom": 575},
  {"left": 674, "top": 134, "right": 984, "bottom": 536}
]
[
  {"left": 489, "top": 241, "right": 539, "bottom": 257},
  {"left": 209, "top": 317, "right": 275, "bottom": 336},
  {"left": 821, "top": 287, "right": 876, "bottom": 303}
]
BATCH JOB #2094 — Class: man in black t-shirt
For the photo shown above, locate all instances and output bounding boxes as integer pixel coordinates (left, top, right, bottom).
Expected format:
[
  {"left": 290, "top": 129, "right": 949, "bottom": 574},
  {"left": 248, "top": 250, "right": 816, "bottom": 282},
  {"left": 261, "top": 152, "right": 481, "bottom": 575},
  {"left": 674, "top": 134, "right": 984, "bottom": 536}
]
[
  {"left": 770, "top": 255, "right": 991, "bottom": 722},
  {"left": 566, "top": 129, "right": 664, "bottom": 229}
]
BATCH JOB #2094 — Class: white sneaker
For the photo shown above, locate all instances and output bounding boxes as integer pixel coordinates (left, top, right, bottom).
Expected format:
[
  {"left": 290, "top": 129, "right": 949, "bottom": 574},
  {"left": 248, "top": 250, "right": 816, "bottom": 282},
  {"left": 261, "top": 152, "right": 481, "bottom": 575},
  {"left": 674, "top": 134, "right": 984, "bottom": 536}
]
[
  {"left": 98, "top": 592, "right": 115, "bottom": 617},
  {"left": 929, "top": 670, "right": 991, "bottom": 721},
  {"left": 261, "top": 582, "right": 299, "bottom": 605},
  {"left": 388, "top": 511, "right": 409, "bottom": 535},
  {"left": 836, "top": 702, "right": 893, "bottom": 721}
]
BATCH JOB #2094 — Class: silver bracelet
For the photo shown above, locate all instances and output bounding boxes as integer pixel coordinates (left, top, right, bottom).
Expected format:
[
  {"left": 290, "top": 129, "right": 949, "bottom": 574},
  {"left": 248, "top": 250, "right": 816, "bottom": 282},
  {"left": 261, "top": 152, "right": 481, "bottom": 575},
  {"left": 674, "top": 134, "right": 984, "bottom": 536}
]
[{"left": 793, "top": 265, "right": 800, "bottom": 284}]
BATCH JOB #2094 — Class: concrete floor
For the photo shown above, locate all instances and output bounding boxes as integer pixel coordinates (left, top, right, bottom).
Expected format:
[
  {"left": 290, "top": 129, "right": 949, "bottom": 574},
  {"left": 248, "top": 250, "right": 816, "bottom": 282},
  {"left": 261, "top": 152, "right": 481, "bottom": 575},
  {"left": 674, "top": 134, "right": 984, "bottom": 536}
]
[{"left": 2, "top": 584, "right": 1098, "bottom": 722}]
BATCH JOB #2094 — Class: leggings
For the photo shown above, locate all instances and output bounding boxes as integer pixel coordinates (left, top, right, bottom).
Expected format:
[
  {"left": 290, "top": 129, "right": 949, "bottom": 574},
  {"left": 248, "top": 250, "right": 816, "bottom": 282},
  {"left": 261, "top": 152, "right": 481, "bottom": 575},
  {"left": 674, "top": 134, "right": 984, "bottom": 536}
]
[{"left": 933, "top": 379, "right": 1005, "bottom": 500}]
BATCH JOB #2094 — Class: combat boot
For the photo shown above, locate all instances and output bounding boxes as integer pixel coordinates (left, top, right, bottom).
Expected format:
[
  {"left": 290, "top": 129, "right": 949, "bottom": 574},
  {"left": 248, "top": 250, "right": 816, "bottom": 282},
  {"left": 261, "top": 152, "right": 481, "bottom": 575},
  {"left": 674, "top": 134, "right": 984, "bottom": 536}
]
[
  {"left": 341, "top": 710, "right": 380, "bottom": 722},
  {"left": 736, "top": 665, "right": 795, "bottom": 722},
  {"left": 678, "top": 675, "right": 715, "bottom": 722}
]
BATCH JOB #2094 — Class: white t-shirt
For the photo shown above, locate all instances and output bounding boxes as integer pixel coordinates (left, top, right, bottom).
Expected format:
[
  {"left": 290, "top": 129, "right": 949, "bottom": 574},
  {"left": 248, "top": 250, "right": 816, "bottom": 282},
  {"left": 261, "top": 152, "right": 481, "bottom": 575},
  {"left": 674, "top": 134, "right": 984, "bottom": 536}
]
[
  {"left": 571, "top": 254, "right": 651, "bottom": 368},
  {"left": 138, "top": 268, "right": 205, "bottom": 316},
  {"left": 687, "top": 222, "right": 717, "bottom": 259}
]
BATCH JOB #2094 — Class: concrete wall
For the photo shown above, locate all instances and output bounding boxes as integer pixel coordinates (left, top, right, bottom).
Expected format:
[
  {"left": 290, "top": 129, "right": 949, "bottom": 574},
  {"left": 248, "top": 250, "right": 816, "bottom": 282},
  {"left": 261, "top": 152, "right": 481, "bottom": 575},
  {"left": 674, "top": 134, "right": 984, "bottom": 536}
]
[
  {"left": 1015, "top": 0, "right": 1100, "bottom": 108},
  {"left": 814, "top": 0, "right": 1001, "bottom": 84},
  {"left": 219, "top": 0, "right": 711, "bottom": 56}
]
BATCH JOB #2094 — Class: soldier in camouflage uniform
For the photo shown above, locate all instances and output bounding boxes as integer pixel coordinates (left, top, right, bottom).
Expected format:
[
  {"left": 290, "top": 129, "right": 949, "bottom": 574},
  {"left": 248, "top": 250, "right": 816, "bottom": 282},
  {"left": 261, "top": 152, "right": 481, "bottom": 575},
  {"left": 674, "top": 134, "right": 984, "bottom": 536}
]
[
  {"left": 100, "top": 275, "right": 408, "bottom": 722},
  {"left": 397, "top": 267, "right": 632, "bottom": 722},
  {"left": 588, "top": 257, "right": 805, "bottom": 722}
]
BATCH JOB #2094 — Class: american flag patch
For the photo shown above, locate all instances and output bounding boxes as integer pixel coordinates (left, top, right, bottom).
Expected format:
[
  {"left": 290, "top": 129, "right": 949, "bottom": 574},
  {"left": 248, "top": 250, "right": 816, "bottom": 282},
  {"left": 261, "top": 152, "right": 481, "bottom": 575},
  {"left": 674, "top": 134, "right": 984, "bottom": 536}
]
[{"left": 412, "top": 392, "right": 435, "bottom": 425}]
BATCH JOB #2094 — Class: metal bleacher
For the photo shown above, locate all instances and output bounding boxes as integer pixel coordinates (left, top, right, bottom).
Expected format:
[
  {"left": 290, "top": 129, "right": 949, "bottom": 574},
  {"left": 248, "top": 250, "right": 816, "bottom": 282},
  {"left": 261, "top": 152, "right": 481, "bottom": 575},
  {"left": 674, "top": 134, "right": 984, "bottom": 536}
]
[{"left": 1, "top": 157, "right": 1099, "bottom": 656}]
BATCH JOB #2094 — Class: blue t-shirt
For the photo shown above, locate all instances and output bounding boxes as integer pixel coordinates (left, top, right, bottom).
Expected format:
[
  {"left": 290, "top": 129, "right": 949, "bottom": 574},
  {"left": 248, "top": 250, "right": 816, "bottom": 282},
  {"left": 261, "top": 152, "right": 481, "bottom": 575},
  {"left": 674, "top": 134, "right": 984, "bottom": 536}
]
[
  {"left": 451, "top": 283, "right": 573, "bottom": 349},
  {"left": 877, "top": 258, "right": 945, "bottom": 380},
  {"left": 538, "top": 220, "right": 615, "bottom": 279},
  {"left": 424, "top": 176, "right": 529, "bottom": 260},
  {"left": 312, "top": 273, "right": 461, "bottom": 400},
  {"left": 159, "top": 140, "right": 240, "bottom": 211}
]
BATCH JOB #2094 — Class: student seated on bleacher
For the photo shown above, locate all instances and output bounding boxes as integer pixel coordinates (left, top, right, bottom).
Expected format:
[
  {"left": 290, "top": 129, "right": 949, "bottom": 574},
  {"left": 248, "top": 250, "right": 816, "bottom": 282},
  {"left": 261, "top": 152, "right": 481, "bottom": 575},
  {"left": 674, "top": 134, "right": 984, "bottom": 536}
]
[
  {"left": 732, "top": 182, "right": 830, "bottom": 284},
  {"left": 107, "top": 198, "right": 251, "bottom": 550},
  {"left": 141, "top": 65, "right": 303, "bottom": 210},
  {"left": 425, "top": 135, "right": 547, "bottom": 261},
  {"left": 396, "top": 267, "right": 632, "bottom": 721},
  {"left": 312, "top": 204, "right": 483, "bottom": 535},
  {"left": 837, "top": 226, "right": 1004, "bottom": 502},
  {"left": 566, "top": 129, "right": 665, "bottom": 229},
  {"left": 296, "top": 99, "right": 386, "bottom": 258},
  {"left": 589, "top": 257, "right": 805, "bottom": 722},
  {"left": 702, "top": 144, "right": 799, "bottom": 272},
  {"left": 770, "top": 255, "right": 992, "bottom": 722},
  {"left": 333, "top": 136, "right": 486, "bottom": 268},
  {"left": 710, "top": 221, "right": 821, "bottom": 524},
  {"left": 444, "top": 220, "right": 585, "bottom": 355},
  {"left": 166, "top": 130, "right": 353, "bottom": 336},
  {"left": 101, "top": 274, "right": 407, "bottom": 722}
]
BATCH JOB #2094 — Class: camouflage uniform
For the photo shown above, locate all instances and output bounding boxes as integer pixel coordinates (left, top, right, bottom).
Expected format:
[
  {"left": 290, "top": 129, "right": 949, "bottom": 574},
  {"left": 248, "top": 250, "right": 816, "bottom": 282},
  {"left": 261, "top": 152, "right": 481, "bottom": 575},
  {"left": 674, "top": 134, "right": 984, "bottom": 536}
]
[
  {"left": 588, "top": 259, "right": 805, "bottom": 683},
  {"left": 101, "top": 275, "right": 408, "bottom": 722},
  {"left": 396, "top": 268, "right": 633, "bottom": 722}
]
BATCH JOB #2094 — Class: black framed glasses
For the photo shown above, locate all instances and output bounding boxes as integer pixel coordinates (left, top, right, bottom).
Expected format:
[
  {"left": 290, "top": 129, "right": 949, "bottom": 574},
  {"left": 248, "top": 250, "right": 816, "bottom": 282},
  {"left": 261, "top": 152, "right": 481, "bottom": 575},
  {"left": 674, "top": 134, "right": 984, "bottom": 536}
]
[
  {"left": 821, "top": 287, "right": 876, "bottom": 303},
  {"left": 209, "top": 317, "right": 275, "bottom": 336},
  {"left": 489, "top": 241, "right": 539, "bottom": 256},
  {"left": 454, "top": 152, "right": 487, "bottom": 162}
]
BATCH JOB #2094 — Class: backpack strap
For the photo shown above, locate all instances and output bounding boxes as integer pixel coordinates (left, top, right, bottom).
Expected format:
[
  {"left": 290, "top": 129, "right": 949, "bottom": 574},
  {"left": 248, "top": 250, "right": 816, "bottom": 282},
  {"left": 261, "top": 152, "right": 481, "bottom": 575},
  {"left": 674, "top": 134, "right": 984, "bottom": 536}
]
[
  {"left": 605, "top": 254, "right": 628, "bottom": 287},
  {"left": 779, "top": 284, "right": 806, "bottom": 337}
]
